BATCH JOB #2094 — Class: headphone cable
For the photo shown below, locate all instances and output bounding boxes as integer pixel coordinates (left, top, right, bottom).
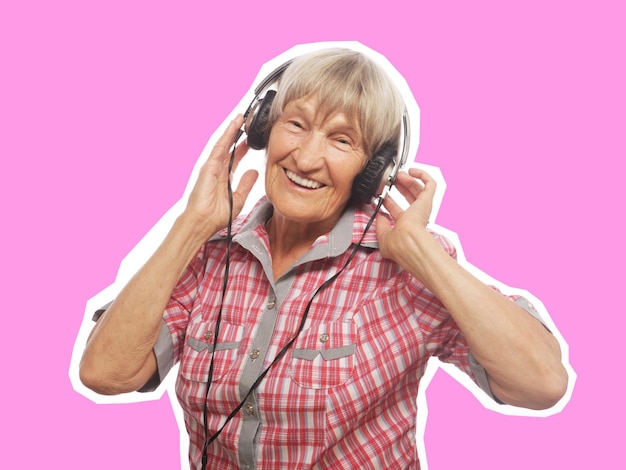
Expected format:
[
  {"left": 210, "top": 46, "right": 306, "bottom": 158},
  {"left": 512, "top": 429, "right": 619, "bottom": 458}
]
[
  {"left": 200, "top": 136, "right": 237, "bottom": 470},
  {"left": 200, "top": 190, "right": 384, "bottom": 468}
]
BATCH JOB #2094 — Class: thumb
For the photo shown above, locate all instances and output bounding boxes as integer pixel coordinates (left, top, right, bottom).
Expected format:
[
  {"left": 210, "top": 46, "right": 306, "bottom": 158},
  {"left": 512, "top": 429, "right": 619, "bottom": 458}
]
[
  {"left": 375, "top": 212, "right": 391, "bottom": 244},
  {"left": 232, "top": 169, "right": 259, "bottom": 215}
]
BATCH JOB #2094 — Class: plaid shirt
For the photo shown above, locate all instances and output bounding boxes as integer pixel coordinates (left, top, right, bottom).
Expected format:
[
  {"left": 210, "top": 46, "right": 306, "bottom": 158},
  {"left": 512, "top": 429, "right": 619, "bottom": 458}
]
[{"left": 151, "top": 198, "right": 500, "bottom": 469}]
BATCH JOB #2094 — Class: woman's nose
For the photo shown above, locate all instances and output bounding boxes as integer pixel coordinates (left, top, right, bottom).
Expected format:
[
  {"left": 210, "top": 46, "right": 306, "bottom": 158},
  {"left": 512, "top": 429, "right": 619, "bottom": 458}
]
[{"left": 294, "top": 132, "right": 325, "bottom": 171}]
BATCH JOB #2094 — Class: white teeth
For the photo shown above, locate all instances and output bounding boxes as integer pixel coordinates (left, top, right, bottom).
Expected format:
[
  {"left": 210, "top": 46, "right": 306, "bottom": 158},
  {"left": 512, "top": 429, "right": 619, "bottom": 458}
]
[{"left": 285, "top": 170, "right": 323, "bottom": 189}]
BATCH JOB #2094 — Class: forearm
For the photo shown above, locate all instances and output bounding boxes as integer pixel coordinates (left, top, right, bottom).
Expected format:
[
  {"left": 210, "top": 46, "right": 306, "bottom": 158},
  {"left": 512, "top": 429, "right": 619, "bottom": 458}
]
[
  {"left": 397, "top": 229, "right": 567, "bottom": 409},
  {"left": 79, "top": 213, "right": 215, "bottom": 394}
]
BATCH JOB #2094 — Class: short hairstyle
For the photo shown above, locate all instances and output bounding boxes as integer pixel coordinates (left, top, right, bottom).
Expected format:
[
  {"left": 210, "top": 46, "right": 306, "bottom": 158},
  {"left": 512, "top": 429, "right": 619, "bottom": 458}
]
[{"left": 268, "top": 48, "right": 405, "bottom": 158}]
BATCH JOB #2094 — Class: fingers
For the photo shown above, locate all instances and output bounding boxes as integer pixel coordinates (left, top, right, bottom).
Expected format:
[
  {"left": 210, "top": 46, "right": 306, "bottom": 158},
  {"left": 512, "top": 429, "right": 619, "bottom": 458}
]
[
  {"left": 197, "top": 115, "right": 251, "bottom": 188},
  {"left": 394, "top": 168, "right": 436, "bottom": 203},
  {"left": 408, "top": 167, "right": 436, "bottom": 191},
  {"left": 230, "top": 139, "right": 250, "bottom": 174},
  {"left": 205, "top": 115, "right": 247, "bottom": 173},
  {"left": 232, "top": 169, "right": 259, "bottom": 214},
  {"left": 375, "top": 210, "right": 392, "bottom": 244},
  {"left": 214, "top": 115, "right": 245, "bottom": 157},
  {"left": 214, "top": 115, "right": 258, "bottom": 215},
  {"left": 381, "top": 193, "right": 404, "bottom": 220},
  {"left": 379, "top": 168, "right": 436, "bottom": 230}
]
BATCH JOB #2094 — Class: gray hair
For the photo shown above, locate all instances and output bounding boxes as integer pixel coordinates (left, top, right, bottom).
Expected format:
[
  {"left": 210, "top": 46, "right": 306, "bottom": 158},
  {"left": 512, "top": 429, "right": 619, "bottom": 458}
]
[{"left": 268, "top": 48, "right": 405, "bottom": 158}]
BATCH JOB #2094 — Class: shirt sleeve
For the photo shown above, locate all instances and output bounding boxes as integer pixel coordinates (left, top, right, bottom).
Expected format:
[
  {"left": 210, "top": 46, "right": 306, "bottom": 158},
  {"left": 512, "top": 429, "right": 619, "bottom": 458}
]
[
  {"left": 142, "top": 247, "right": 210, "bottom": 391},
  {"left": 421, "top": 230, "right": 552, "bottom": 403},
  {"left": 91, "top": 245, "right": 208, "bottom": 393},
  {"left": 466, "top": 295, "right": 547, "bottom": 403}
]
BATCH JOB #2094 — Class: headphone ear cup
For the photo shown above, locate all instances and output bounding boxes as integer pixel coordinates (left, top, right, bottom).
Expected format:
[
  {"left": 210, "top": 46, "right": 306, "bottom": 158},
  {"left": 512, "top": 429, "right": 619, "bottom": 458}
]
[
  {"left": 351, "top": 141, "right": 397, "bottom": 205},
  {"left": 245, "top": 90, "right": 276, "bottom": 150}
]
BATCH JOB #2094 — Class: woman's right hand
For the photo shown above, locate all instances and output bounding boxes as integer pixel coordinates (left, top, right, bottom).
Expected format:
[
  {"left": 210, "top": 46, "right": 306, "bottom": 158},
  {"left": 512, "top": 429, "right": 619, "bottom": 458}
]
[
  {"left": 182, "top": 114, "right": 259, "bottom": 240},
  {"left": 80, "top": 115, "right": 260, "bottom": 395}
]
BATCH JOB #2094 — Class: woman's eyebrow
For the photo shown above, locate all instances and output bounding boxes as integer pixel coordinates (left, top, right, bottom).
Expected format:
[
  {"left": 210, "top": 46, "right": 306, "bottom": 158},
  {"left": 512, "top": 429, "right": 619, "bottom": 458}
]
[
  {"left": 284, "top": 99, "right": 362, "bottom": 137},
  {"left": 285, "top": 99, "right": 315, "bottom": 116}
]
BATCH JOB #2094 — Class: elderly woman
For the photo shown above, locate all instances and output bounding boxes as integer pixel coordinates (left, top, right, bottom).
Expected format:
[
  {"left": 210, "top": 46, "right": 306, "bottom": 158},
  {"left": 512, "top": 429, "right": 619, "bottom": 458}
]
[{"left": 79, "top": 48, "right": 567, "bottom": 469}]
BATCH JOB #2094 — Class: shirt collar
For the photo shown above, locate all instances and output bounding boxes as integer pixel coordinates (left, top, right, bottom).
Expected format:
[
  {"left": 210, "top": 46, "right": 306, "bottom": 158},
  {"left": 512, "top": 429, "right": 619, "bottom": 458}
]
[{"left": 214, "top": 197, "right": 382, "bottom": 258}]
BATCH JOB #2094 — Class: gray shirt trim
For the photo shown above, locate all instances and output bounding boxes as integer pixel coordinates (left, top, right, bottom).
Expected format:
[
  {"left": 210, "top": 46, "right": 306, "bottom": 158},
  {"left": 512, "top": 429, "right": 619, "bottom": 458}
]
[
  {"left": 91, "top": 304, "right": 173, "bottom": 393},
  {"left": 468, "top": 295, "right": 549, "bottom": 403},
  {"left": 92, "top": 199, "right": 552, "bottom": 465}
]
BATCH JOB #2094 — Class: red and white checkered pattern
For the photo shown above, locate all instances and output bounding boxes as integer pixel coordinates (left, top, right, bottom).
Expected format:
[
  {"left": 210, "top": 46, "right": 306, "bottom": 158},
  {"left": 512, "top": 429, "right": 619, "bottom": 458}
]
[{"left": 160, "top": 199, "right": 487, "bottom": 469}]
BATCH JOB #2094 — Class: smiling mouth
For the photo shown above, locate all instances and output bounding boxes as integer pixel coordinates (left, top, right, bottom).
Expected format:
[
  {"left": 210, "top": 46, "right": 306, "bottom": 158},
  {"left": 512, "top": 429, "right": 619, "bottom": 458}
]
[{"left": 285, "top": 169, "right": 324, "bottom": 189}]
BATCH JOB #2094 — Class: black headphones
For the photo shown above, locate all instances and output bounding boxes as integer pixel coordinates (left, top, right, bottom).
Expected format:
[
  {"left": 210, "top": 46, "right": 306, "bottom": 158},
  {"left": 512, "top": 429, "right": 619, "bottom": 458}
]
[{"left": 241, "top": 58, "right": 411, "bottom": 204}]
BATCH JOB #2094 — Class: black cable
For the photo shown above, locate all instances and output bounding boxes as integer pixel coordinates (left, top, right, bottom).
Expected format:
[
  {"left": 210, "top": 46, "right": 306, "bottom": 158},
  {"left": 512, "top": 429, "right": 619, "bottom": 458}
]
[
  {"left": 201, "top": 137, "right": 237, "bottom": 470},
  {"left": 200, "top": 193, "right": 385, "bottom": 465}
]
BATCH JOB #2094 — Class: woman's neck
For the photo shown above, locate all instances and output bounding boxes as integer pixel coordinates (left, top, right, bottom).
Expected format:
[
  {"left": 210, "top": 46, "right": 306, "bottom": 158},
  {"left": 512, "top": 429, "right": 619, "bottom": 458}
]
[{"left": 265, "top": 214, "right": 334, "bottom": 279}]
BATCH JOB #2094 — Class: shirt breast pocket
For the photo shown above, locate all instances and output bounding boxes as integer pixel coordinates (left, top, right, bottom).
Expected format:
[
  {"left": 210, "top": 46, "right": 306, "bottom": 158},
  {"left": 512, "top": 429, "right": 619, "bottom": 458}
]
[
  {"left": 180, "top": 319, "right": 244, "bottom": 383},
  {"left": 288, "top": 322, "right": 357, "bottom": 390}
]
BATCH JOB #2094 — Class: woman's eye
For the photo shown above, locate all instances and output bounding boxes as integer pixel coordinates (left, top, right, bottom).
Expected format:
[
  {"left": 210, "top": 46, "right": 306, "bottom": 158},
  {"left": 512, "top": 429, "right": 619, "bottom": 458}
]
[
  {"left": 336, "top": 137, "right": 352, "bottom": 147},
  {"left": 289, "top": 120, "right": 303, "bottom": 129}
]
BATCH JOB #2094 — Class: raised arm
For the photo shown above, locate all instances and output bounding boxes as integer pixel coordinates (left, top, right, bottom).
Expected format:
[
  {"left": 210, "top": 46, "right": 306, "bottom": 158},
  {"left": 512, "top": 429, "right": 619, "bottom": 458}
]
[
  {"left": 79, "top": 115, "right": 258, "bottom": 395},
  {"left": 376, "top": 168, "right": 568, "bottom": 409}
]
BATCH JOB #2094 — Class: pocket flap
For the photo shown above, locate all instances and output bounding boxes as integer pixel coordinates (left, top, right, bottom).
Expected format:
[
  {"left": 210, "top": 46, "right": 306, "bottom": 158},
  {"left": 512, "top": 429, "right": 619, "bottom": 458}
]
[
  {"left": 291, "top": 321, "right": 357, "bottom": 361},
  {"left": 186, "top": 320, "right": 244, "bottom": 352},
  {"left": 292, "top": 344, "right": 356, "bottom": 361}
]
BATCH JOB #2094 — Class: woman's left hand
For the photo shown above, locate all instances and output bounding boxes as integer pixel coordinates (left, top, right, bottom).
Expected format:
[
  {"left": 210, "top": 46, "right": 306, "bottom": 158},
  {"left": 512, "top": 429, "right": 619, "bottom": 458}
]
[
  {"left": 376, "top": 167, "right": 568, "bottom": 410},
  {"left": 376, "top": 168, "right": 436, "bottom": 268}
]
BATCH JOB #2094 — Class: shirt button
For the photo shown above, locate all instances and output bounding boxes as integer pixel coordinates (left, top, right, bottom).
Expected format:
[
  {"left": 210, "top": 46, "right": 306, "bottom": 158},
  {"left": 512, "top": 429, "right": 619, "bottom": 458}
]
[
  {"left": 204, "top": 330, "right": 213, "bottom": 340},
  {"left": 267, "top": 299, "right": 276, "bottom": 309},
  {"left": 244, "top": 403, "right": 255, "bottom": 415},
  {"left": 250, "top": 349, "right": 260, "bottom": 361},
  {"left": 319, "top": 333, "right": 330, "bottom": 343}
]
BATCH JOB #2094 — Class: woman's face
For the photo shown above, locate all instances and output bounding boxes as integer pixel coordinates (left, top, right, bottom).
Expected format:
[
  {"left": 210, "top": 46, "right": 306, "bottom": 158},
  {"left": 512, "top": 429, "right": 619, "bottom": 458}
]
[{"left": 264, "top": 95, "right": 367, "bottom": 232}]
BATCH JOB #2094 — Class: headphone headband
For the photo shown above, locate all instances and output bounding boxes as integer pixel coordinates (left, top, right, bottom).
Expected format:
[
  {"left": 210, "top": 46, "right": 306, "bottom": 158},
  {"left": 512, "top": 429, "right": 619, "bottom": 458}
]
[
  {"left": 243, "top": 54, "right": 411, "bottom": 204},
  {"left": 253, "top": 59, "right": 293, "bottom": 97}
]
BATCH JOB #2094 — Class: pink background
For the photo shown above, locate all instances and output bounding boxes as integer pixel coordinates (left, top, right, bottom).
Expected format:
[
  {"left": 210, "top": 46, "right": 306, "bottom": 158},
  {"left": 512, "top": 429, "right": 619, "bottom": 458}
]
[{"left": 2, "top": 0, "right": 623, "bottom": 468}]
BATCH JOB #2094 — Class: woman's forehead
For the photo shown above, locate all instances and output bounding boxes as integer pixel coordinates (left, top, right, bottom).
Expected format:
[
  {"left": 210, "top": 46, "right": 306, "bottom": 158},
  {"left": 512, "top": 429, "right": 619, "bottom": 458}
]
[{"left": 283, "top": 95, "right": 362, "bottom": 134}]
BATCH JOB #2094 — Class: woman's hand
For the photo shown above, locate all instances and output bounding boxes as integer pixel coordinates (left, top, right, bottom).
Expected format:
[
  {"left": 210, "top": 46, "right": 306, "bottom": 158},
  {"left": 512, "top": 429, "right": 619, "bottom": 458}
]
[
  {"left": 182, "top": 115, "right": 259, "bottom": 240},
  {"left": 376, "top": 167, "right": 567, "bottom": 409},
  {"left": 376, "top": 168, "right": 436, "bottom": 273},
  {"left": 80, "top": 114, "right": 259, "bottom": 395}
]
